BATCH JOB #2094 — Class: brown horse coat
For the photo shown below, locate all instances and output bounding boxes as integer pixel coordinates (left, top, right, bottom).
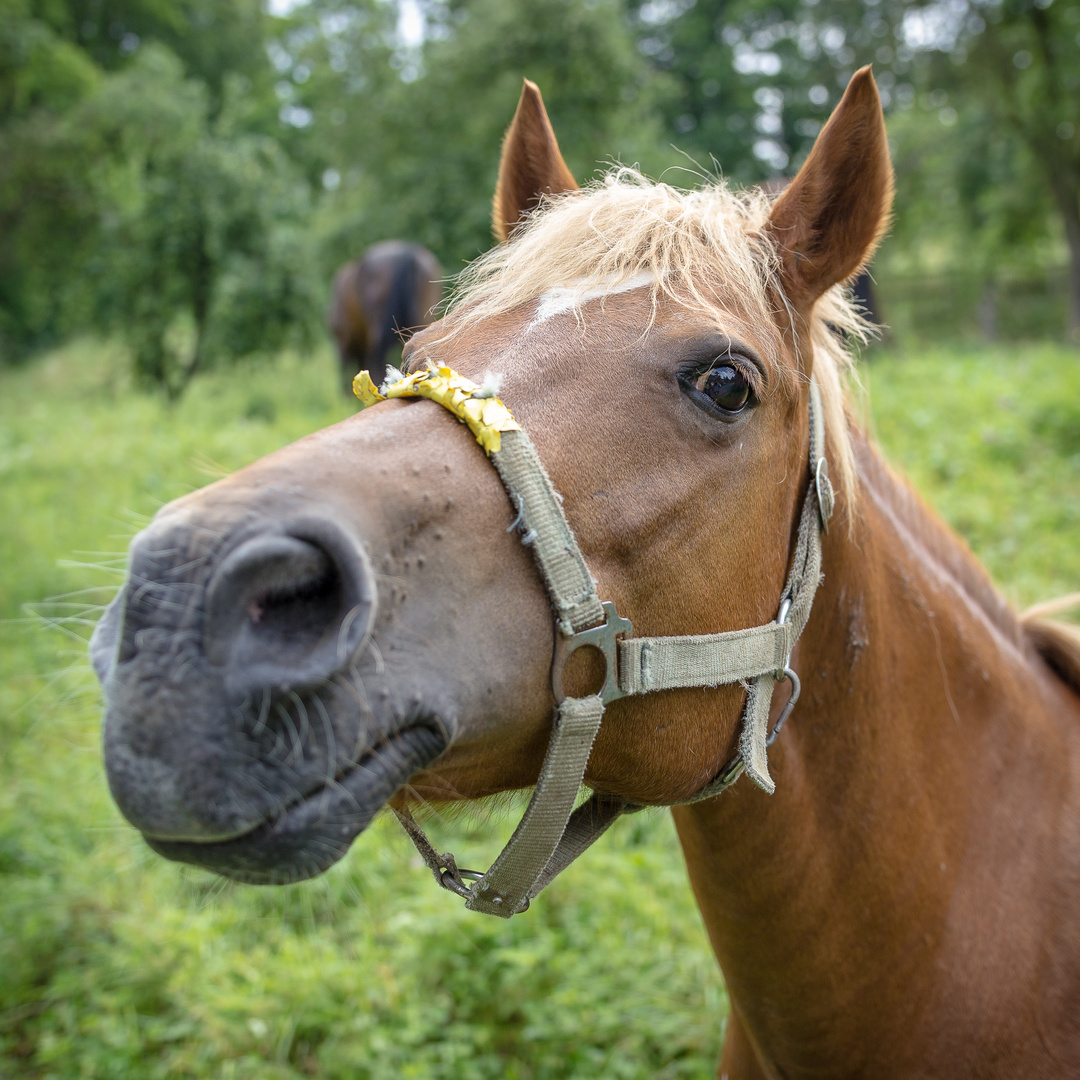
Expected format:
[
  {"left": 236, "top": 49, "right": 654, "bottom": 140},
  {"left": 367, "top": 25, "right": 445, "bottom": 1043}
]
[
  {"left": 94, "top": 74, "right": 1080, "bottom": 1077},
  {"left": 328, "top": 241, "right": 442, "bottom": 391}
]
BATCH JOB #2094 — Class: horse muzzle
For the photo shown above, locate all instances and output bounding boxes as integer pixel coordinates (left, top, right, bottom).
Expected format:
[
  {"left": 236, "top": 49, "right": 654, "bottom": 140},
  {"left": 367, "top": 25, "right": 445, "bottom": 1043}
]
[{"left": 93, "top": 510, "right": 450, "bottom": 883}]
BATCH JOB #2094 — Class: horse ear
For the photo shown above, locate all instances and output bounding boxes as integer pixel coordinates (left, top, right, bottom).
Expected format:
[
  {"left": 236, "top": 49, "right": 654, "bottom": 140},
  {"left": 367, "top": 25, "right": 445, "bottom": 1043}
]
[
  {"left": 765, "top": 66, "right": 893, "bottom": 310},
  {"left": 493, "top": 80, "right": 578, "bottom": 242}
]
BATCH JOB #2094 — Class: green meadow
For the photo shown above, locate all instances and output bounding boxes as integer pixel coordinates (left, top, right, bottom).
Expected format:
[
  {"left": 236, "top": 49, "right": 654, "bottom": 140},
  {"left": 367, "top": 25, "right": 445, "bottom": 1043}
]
[{"left": 2, "top": 340, "right": 1078, "bottom": 1079}]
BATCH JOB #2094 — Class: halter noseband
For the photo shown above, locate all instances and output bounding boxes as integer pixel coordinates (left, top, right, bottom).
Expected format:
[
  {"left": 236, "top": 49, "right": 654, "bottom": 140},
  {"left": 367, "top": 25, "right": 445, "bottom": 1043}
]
[{"left": 354, "top": 363, "right": 834, "bottom": 918}]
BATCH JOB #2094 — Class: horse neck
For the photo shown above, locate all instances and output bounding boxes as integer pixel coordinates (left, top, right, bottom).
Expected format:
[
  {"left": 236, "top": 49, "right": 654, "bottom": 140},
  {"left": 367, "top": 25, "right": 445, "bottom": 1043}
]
[{"left": 672, "top": 427, "right": 1079, "bottom": 1073}]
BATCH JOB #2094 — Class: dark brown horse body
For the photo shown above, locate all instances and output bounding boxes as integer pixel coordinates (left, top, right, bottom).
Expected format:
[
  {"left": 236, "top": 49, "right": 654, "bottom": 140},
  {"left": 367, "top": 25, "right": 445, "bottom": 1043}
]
[
  {"left": 329, "top": 241, "right": 442, "bottom": 391},
  {"left": 92, "top": 75, "right": 1080, "bottom": 1076}
]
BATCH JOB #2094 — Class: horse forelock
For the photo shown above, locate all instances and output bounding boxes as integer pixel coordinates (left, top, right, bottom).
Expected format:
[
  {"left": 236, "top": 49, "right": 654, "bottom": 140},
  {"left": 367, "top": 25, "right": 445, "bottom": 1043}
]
[{"left": 439, "top": 166, "right": 869, "bottom": 515}]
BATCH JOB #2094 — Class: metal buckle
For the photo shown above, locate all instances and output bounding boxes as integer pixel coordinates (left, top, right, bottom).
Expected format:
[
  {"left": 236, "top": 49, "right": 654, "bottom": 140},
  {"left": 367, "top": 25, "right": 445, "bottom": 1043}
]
[
  {"left": 776, "top": 596, "right": 792, "bottom": 633},
  {"left": 438, "top": 867, "right": 531, "bottom": 912},
  {"left": 815, "top": 456, "right": 834, "bottom": 534},
  {"left": 551, "top": 601, "right": 633, "bottom": 705}
]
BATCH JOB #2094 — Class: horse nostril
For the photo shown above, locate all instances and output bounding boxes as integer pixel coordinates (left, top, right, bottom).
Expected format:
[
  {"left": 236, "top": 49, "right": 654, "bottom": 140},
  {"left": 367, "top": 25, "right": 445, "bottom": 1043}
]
[{"left": 204, "top": 523, "right": 377, "bottom": 695}]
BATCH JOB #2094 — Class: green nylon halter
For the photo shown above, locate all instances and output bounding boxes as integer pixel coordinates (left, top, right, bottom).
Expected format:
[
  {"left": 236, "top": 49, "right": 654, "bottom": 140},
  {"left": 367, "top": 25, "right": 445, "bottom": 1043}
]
[{"left": 355, "top": 364, "right": 834, "bottom": 918}]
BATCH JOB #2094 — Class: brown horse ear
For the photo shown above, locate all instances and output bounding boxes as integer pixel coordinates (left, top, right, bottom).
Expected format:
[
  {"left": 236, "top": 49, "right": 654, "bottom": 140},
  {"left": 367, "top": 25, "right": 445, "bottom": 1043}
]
[
  {"left": 765, "top": 66, "right": 893, "bottom": 310},
  {"left": 493, "top": 80, "right": 579, "bottom": 242}
]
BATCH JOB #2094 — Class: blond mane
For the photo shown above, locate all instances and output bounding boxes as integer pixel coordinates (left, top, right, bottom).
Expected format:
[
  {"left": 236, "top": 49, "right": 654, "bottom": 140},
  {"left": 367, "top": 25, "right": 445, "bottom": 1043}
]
[{"left": 442, "top": 167, "right": 871, "bottom": 511}]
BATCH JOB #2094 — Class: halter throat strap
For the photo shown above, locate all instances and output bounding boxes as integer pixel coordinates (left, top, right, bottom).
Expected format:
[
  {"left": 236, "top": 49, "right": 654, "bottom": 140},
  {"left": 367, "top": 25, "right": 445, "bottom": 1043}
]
[{"left": 356, "top": 365, "right": 834, "bottom": 918}]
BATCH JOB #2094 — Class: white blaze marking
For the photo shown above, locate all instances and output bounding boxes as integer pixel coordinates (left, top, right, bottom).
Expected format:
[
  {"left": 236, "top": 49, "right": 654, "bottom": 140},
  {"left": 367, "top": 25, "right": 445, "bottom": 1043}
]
[{"left": 529, "top": 270, "right": 655, "bottom": 329}]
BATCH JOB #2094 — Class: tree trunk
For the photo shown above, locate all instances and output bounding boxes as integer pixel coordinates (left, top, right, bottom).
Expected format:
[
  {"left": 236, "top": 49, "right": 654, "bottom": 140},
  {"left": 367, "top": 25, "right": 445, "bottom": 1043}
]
[
  {"left": 1024, "top": 8, "right": 1080, "bottom": 342},
  {"left": 1054, "top": 184, "right": 1080, "bottom": 344},
  {"left": 980, "top": 8, "right": 1080, "bottom": 343},
  {"left": 168, "top": 227, "right": 214, "bottom": 402}
]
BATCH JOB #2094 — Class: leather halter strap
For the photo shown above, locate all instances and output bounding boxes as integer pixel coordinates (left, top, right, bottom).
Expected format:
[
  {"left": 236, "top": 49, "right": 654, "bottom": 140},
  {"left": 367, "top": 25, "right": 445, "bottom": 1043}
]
[{"left": 355, "top": 364, "right": 834, "bottom": 918}]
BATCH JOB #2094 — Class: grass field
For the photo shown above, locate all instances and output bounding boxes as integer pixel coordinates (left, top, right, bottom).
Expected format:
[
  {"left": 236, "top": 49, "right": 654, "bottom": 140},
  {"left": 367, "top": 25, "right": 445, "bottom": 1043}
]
[{"left": 1, "top": 339, "right": 1078, "bottom": 1079}]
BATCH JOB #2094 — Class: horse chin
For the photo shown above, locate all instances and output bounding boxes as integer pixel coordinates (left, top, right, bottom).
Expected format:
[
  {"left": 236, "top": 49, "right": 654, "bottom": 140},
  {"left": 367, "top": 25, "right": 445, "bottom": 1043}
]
[{"left": 143, "top": 723, "right": 448, "bottom": 885}]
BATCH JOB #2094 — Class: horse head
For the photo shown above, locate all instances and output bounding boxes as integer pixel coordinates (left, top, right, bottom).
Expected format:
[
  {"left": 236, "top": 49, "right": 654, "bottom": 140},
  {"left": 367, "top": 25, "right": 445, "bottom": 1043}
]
[{"left": 93, "top": 71, "right": 891, "bottom": 892}]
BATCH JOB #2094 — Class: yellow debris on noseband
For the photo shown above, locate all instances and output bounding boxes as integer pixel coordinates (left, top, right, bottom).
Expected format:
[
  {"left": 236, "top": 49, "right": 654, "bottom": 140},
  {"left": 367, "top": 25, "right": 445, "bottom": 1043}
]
[{"left": 352, "top": 366, "right": 521, "bottom": 455}]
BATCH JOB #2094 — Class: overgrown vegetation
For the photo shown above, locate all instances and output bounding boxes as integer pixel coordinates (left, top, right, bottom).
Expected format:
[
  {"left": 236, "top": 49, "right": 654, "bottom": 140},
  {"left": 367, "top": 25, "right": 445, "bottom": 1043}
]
[
  {"left": 1, "top": 338, "right": 1078, "bottom": 1078},
  {"left": 3, "top": 0, "right": 1079, "bottom": 384}
]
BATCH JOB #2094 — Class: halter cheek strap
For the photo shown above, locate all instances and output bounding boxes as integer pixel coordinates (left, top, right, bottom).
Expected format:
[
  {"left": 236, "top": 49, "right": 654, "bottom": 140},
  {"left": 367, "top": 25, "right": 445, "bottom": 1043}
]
[{"left": 355, "top": 364, "right": 834, "bottom": 918}]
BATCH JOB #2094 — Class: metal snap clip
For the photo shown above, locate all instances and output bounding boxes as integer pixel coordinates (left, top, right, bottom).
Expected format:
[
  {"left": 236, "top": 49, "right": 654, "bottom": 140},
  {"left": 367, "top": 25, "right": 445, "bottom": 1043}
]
[{"left": 767, "top": 666, "right": 801, "bottom": 748}]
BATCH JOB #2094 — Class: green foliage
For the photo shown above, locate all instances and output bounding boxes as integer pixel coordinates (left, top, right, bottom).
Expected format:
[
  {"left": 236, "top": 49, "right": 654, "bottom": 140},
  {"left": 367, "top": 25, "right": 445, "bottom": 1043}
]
[
  {"left": 81, "top": 48, "right": 320, "bottom": 397},
  {"left": 295, "top": 0, "right": 667, "bottom": 273},
  {"left": 17, "top": 0, "right": 274, "bottom": 105},
  {"left": 0, "top": 0, "right": 293, "bottom": 374},
  {"left": 631, "top": 0, "right": 1080, "bottom": 332},
  {"left": 0, "top": 0, "right": 102, "bottom": 118},
  {"left": 0, "top": 0, "right": 103, "bottom": 357},
  {"left": 863, "top": 0, "right": 1080, "bottom": 299},
  {"left": 863, "top": 341, "right": 1080, "bottom": 602},
  {"left": 3, "top": 0, "right": 1080, "bottom": 378},
  {"left": 629, "top": 0, "right": 838, "bottom": 183}
]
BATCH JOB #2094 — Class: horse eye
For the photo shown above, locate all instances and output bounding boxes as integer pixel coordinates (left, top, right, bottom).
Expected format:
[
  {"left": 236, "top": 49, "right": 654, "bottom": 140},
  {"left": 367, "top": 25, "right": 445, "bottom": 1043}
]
[{"left": 695, "top": 364, "right": 753, "bottom": 413}]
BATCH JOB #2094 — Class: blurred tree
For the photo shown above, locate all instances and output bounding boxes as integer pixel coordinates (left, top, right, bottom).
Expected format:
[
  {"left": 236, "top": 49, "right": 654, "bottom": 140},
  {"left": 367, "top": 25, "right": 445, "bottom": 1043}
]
[
  {"left": 0, "top": 0, "right": 103, "bottom": 354},
  {"left": 83, "top": 47, "right": 319, "bottom": 398},
  {"left": 921, "top": 0, "right": 1080, "bottom": 335},
  {"left": 0, "top": 0, "right": 304, "bottom": 373},
  {"left": 627, "top": 0, "right": 884, "bottom": 182},
  {"left": 289, "top": 0, "right": 667, "bottom": 273},
  {"left": 4, "top": 0, "right": 1077, "bottom": 367},
  {"left": 9, "top": 0, "right": 275, "bottom": 111},
  {"left": 0, "top": 0, "right": 101, "bottom": 121},
  {"left": 633, "top": 0, "right": 1080, "bottom": 336}
]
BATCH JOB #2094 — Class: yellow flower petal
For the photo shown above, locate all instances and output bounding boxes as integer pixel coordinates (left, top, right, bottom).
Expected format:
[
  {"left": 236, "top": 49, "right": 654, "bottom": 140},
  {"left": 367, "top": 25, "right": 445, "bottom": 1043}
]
[
  {"left": 371, "top": 367, "right": 520, "bottom": 455},
  {"left": 352, "top": 371, "right": 386, "bottom": 408}
]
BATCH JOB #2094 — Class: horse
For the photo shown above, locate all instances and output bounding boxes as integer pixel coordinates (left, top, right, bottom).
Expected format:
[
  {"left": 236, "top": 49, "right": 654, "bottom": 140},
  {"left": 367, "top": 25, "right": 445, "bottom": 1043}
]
[
  {"left": 91, "top": 72, "right": 1080, "bottom": 1077},
  {"left": 760, "top": 176, "right": 882, "bottom": 329},
  {"left": 328, "top": 241, "right": 443, "bottom": 392}
]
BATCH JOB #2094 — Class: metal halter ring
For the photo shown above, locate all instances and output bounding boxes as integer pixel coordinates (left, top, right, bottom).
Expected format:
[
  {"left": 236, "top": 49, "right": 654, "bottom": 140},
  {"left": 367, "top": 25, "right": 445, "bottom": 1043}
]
[
  {"left": 551, "top": 601, "right": 634, "bottom": 705},
  {"left": 437, "top": 866, "right": 484, "bottom": 899},
  {"left": 767, "top": 596, "right": 800, "bottom": 746}
]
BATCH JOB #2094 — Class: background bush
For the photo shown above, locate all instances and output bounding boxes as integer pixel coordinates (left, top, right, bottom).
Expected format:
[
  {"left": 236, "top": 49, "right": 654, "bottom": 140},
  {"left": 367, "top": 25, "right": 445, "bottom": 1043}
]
[{"left": 3, "top": 0, "right": 1079, "bottom": 381}]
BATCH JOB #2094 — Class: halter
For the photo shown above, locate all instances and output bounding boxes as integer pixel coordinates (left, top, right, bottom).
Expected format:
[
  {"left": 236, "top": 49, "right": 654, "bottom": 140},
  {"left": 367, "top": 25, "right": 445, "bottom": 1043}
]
[{"left": 354, "top": 361, "right": 834, "bottom": 919}]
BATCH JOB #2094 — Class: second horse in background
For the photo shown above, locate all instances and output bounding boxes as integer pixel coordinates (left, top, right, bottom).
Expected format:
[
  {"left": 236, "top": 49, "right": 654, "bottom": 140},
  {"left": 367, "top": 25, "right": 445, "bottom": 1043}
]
[{"left": 329, "top": 241, "right": 443, "bottom": 392}]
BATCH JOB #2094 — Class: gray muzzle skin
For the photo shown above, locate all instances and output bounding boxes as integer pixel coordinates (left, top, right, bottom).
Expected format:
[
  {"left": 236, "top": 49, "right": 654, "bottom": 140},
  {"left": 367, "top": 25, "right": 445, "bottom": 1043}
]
[{"left": 93, "top": 513, "right": 448, "bottom": 884}]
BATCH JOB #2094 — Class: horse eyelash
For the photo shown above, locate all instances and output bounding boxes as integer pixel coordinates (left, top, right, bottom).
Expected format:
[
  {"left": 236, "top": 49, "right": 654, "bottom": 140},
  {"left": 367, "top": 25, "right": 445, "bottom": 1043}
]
[{"left": 679, "top": 355, "right": 764, "bottom": 399}]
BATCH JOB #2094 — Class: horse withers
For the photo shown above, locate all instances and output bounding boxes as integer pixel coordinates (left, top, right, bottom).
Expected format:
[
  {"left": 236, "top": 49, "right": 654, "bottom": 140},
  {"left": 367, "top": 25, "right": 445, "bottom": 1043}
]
[
  {"left": 92, "top": 73, "right": 1080, "bottom": 1077},
  {"left": 328, "top": 241, "right": 442, "bottom": 392}
]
